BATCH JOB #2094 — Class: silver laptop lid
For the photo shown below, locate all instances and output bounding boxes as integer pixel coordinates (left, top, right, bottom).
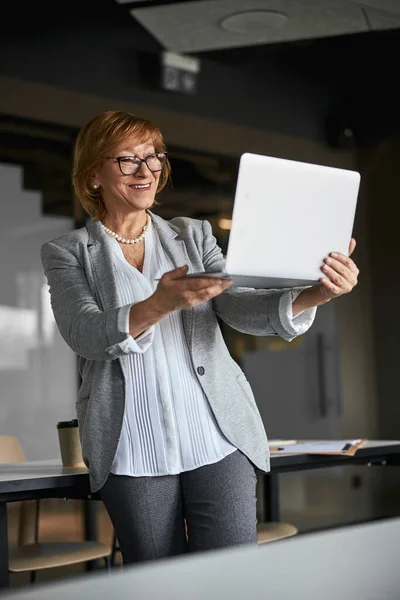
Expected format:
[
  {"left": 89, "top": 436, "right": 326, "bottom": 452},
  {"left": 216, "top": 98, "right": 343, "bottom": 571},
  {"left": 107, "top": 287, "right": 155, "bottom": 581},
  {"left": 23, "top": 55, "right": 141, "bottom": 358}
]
[{"left": 225, "top": 153, "right": 360, "bottom": 282}]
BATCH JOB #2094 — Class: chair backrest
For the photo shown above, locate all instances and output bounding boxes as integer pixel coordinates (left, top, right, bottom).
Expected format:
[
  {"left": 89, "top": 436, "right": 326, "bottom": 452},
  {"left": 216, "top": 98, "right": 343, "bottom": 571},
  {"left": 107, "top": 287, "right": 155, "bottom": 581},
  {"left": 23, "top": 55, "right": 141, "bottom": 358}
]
[
  {"left": 0, "top": 436, "right": 36, "bottom": 545},
  {"left": 0, "top": 436, "right": 25, "bottom": 464}
]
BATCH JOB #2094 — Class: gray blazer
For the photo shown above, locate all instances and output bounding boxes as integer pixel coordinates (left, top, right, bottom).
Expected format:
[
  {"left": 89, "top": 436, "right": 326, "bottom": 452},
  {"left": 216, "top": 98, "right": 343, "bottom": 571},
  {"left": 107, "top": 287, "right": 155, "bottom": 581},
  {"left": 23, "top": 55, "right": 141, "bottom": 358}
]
[{"left": 41, "top": 212, "right": 304, "bottom": 493}]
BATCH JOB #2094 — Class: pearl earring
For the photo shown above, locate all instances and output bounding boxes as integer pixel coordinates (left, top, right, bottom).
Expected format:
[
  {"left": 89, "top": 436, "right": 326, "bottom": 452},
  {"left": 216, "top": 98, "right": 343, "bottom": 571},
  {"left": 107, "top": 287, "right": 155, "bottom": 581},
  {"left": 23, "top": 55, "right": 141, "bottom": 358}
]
[{"left": 93, "top": 184, "right": 99, "bottom": 190}]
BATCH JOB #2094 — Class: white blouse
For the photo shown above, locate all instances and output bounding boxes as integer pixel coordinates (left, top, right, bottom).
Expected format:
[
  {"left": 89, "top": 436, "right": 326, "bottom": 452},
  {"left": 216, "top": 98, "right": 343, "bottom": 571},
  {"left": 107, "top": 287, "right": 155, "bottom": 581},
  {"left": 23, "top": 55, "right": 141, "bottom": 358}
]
[{"left": 108, "top": 225, "right": 315, "bottom": 477}]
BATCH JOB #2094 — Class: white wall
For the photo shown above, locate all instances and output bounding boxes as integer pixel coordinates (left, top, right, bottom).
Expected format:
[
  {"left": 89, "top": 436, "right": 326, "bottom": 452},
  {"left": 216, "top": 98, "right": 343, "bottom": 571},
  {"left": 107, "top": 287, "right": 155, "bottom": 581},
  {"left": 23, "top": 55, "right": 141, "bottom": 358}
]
[{"left": 0, "top": 162, "right": 76, "bottom": 460}]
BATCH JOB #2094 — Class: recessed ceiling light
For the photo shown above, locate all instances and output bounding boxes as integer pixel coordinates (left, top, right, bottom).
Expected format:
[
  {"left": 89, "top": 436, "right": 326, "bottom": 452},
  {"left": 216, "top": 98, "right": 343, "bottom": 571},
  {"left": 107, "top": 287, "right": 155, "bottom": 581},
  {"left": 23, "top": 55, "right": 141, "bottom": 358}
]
[{"left": 219, "top": 10, "right": 288, "bottom": 35}]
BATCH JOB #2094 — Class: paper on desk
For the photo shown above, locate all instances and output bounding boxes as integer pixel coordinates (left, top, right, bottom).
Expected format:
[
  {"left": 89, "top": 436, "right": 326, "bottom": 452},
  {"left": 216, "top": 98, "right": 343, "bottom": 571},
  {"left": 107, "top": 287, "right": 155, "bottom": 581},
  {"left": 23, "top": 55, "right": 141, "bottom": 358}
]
[
  {"left": 269, "top": 439, "right": 367, "bottom": 455},
  {"left": 268, "top": 439, "right": 297, "bottom": 446}
]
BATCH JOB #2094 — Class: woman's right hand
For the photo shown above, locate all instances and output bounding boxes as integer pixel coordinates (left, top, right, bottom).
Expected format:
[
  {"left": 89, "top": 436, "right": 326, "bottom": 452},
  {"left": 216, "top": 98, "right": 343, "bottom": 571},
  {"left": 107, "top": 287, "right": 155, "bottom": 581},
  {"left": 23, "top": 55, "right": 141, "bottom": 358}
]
[{"left": 150, "top": 265, "right": 232, "bottom": 315}]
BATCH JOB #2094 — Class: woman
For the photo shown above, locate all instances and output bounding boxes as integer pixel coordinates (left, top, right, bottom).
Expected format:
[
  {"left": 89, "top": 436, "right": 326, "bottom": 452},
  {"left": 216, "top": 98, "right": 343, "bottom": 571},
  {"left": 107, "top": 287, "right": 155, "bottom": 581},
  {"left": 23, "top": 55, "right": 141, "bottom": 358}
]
[{"left": 41, "top": 110, "right": 359, "bottom": 564}]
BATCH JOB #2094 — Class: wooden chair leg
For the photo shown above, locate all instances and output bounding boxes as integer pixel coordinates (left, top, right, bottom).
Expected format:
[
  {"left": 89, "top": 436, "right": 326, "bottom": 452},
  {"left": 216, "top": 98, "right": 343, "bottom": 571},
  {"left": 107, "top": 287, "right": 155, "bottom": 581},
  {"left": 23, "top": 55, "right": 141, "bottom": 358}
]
[{"left": 111, "top": 531, "right": 119, "bottom": 567}]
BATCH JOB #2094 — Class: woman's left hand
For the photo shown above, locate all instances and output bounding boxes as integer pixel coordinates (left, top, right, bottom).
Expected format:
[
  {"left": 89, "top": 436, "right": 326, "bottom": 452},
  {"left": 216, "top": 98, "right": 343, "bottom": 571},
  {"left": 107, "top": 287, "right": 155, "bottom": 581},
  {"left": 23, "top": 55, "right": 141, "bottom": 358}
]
[{"left": 318, "top": 238, "right": 359, "bottom": 301}]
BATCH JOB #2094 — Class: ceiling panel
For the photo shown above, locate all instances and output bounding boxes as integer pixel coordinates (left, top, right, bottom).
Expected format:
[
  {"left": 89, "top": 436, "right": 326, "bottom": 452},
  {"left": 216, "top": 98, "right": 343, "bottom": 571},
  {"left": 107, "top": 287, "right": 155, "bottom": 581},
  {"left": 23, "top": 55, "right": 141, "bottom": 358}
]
[{"left": 129, "top": 0, "right": 400, "bottom": 53}]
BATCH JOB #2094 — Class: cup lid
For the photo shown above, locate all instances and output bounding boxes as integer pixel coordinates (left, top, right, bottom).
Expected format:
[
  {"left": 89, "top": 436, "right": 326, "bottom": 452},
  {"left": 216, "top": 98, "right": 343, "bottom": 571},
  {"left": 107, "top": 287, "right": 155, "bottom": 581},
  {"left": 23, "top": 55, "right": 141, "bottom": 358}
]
[{"left": 57, "top": 419, "right": 78, "bottom": 429}]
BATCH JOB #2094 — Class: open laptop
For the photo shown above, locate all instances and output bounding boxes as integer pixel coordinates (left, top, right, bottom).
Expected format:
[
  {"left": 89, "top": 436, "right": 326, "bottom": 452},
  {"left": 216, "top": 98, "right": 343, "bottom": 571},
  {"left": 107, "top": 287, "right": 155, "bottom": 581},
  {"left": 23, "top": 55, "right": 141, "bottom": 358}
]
[{"left": 187, "top": 152, "right": 360, "bottom": 288}]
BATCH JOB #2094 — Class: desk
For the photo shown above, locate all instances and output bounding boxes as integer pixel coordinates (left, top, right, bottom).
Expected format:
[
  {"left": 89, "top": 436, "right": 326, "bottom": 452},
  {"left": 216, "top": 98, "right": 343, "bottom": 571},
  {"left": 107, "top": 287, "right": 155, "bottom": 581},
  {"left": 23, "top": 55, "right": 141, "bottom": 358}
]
[
  {"left": 3, "top": 517, "right": 400, "bottom": 600},
  {"left": 264, "top": 440, "right": 400, "bottom": 521},
  {"left": 0, "top": 460, "right": 92, "bottom": 589},
  {"left": 1, "top": 442, "right": 400, "bottom": 590}
]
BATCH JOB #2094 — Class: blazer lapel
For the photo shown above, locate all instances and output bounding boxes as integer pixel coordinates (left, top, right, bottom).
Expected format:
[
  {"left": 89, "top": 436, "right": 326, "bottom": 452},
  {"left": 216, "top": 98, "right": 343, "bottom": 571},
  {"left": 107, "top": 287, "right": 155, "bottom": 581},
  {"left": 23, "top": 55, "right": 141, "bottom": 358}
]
[
  {"left": 86, "top": 218, "right": 119, "bottom": 311},
  {"left": 150, "top": 212, "right": 194, "bottom": 347},
  {"left": 150, "top": 212, "right": 192, "bottom": 270}
]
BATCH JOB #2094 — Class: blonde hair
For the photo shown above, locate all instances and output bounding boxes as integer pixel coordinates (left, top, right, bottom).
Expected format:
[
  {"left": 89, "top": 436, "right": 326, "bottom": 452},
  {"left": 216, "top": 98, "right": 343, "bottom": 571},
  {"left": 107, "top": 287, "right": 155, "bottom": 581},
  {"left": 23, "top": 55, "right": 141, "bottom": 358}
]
[{"left": 72, "top": 110, "right": 171, "bottom": 221}]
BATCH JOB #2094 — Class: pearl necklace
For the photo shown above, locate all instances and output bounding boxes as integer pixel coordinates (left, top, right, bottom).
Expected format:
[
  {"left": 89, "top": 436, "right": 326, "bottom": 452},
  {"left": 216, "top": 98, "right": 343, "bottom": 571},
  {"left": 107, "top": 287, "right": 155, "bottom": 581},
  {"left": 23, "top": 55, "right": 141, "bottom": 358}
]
[{"left": 101, "top": 214, "right": 152, "bottom": 244}]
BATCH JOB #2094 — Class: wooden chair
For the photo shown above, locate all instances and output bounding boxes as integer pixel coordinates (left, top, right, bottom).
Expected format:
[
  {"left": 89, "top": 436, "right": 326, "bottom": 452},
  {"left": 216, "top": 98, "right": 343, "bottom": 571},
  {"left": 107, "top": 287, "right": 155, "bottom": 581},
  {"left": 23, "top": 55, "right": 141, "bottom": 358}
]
[
  {"left": 0, "top": 436, "right": 111, "bottom": 582},
  {"left": 256, "top": 521, "right": 298, "bottom": 543}
]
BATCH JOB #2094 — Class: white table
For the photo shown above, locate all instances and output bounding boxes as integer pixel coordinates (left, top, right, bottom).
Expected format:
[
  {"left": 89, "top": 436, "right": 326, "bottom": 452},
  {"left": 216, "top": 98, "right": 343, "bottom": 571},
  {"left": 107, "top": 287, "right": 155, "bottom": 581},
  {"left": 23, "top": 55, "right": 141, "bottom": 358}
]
[{"left": 4, "top": 517, "right": 400, "bottom": 600}]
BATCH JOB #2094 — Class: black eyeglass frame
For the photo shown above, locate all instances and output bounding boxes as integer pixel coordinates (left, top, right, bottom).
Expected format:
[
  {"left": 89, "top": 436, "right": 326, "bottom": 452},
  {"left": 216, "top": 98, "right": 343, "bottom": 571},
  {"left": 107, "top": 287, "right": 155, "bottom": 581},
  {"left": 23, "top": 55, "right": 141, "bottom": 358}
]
[{"left": 106, "top": 152, "right": 168, "bottom": 175}]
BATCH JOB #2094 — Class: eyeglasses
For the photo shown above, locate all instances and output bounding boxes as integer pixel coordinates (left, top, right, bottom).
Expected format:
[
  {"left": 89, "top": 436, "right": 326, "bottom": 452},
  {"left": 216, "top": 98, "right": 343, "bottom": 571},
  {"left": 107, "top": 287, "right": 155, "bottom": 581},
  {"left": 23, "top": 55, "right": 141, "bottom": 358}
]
[{"left": 106, "top": 152, "right": 168, "bottom": 176}]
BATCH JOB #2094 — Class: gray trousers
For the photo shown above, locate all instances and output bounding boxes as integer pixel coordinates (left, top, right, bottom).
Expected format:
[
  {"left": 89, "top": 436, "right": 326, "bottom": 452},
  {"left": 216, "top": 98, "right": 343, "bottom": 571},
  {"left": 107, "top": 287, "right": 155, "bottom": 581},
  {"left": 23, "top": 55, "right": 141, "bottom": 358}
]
[{"left": 100, "top": 450, "right": 258, "bottom": 564}]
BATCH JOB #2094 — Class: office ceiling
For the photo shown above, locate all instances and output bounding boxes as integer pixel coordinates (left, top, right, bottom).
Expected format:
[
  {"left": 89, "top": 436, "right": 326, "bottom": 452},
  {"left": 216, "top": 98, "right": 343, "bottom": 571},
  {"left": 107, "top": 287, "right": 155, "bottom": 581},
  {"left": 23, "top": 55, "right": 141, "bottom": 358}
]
[
  {"left": 1, "top": 0, "right": 399, "bottom": 221},
  {"left": 115, "top": 0, "right": 400, "bottom": 53}
]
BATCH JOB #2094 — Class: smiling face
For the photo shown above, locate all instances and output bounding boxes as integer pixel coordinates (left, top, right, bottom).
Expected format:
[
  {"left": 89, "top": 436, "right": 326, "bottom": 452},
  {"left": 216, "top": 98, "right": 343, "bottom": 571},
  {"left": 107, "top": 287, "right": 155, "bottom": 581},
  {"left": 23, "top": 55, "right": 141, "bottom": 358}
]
[{"left": 92, "top": 139, "right": 161, "bottom": 218}]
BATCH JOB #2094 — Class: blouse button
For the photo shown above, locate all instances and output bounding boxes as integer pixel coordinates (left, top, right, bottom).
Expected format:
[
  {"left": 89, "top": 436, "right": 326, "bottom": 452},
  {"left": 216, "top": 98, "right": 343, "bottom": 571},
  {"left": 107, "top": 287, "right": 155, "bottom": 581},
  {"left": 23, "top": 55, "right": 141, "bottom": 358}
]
[{"left": 197, "top": 366, "right": 205, "bottom": 376}]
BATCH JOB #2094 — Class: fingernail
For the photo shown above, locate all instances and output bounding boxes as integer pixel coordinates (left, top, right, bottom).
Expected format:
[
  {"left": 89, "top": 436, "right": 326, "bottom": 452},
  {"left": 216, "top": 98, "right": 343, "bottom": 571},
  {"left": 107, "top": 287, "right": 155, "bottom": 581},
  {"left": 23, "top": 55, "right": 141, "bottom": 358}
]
[{"left": 331, "top": 252, "right": 338, "bottom": 258}]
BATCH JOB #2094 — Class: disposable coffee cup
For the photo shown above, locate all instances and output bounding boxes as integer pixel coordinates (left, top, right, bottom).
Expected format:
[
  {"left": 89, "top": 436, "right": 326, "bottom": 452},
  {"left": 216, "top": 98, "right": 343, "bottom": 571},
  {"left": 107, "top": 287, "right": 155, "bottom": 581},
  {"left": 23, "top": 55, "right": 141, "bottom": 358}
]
[{"left": 57, "top": 419, "right": 85, "bottom": 468}]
